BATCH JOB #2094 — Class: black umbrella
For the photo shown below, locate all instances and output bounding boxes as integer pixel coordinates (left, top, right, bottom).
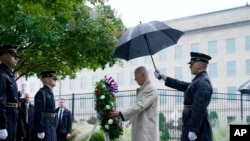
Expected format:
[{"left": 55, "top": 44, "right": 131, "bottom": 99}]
[{"left": 113, "top": 20, "right": 184, "bottom": 70}]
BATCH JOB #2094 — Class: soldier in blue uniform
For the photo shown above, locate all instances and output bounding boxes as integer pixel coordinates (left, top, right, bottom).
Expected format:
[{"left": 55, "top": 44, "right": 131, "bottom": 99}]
[
  {"left": 34, "top": 71, "right": 57, "bottom": 141},
  {"left": 0, "top": 44, "right": 20, "bottom": 141},
  {"left": 155, "top": 52, "right": 213, "bottom": 141}
]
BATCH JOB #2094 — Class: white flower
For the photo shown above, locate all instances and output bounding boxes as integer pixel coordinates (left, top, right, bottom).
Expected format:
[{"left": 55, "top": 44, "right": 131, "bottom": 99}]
[
  {"left": 102, "top": 84, "right": 106, "bottom": 88},
  {"left": 100, "top": 95, "right": 105, "bottom": 99},
  {"left": 106, "top": 105, "right": 110, "bottom": 109},
  {"left": 105, "top": 125, "right": 109, "bottom": 129},
  {"left": 110, "top": 102, "right": 114, "bottom": 107},
  {"left": 108, "top": 119, "right": 113, "bottom": 124}
]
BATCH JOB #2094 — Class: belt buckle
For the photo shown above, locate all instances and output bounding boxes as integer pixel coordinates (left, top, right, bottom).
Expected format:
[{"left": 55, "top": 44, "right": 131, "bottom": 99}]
[
  {"left": 12, "top": 103, "right": 17, "bottom": 108},
  {"left": 51, "top": 114, "right": 55, "bottom": 117}
]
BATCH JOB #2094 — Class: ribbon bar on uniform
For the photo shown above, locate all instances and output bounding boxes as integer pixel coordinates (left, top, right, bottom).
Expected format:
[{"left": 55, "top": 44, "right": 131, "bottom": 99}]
[
  {"left": 44, "top": 112, "right": 56, "bottom": 118},
  {"left": 6, "top": 102, "right": 18, "bottom": 108}
]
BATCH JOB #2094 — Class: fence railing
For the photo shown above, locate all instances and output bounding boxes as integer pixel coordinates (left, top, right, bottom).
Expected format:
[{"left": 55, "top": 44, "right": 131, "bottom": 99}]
[{"left": 36, "top": 89, "right": 250, "bottom": 140}]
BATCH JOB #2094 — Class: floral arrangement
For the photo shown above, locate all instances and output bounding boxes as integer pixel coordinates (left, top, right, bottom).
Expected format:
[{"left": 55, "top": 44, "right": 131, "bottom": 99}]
[{"left": 94, "top": 76, "right": 123, "bottom": 140}]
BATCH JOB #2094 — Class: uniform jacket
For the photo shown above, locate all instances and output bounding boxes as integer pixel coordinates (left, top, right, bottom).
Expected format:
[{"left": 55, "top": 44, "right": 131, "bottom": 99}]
[
  {"left": 0, "top": 64, "right": 19, "bottom": 128},
  {"left": 55, "top": 107, "right": 72, "bottom": 134},
  {"left": 121, "top": 80, "right": 159, "bottom": 141},
  {"left": 165, "top": 71, "right": 213, "bottom": 141},
  {"left": 34, "top": 85, "right": 56, "bottom": 133}
]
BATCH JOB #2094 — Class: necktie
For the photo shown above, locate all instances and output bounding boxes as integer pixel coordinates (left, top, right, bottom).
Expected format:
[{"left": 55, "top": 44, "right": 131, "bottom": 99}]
[{"left": 58, "top": 110, "right": 62, "bottom": 123}]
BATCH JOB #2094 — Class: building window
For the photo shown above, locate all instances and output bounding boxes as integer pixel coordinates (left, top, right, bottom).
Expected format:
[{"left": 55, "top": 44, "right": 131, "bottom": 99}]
[
  {"left": 81, "top": 77, "right": 87, "bottom": 89},
  {"left": 226, "top": 38, "right": 236, "bottom": 53},
  {"left": 208, "top": 41, "right": 217, "bottom": 56},
  {"left": 208, "top": 63, "right": 217, "bottom": 77},
  {"left": 130, "top": 59, "right": 138, "bottom": 65},
  {"left": 144, "top": 56, "right": 152, "bottom": 64},
  {"left": 191, "top": 43, "right": 199, "bottom": 52},
  {"left": 159, "top": 48, "right": 167, "bottom": 62},
  {"left": 130, "top": 72, "right": 136, "bottom": 85},
  {"left": 246, "top": 59, "right": 250, "bottom": 74},
  {"left": 61, "top": 80, "right": 67, "bottom": 90},
  {"left": 227, "top": 61, "right": 236, "bottom": 76},
  {"left": 117, "top": 73, "right": 124, "bottom": 86},
  {"left": 175, "top": 46, "right": 183, "bottom": 60},
  {"left": 130, "top": 91, "right": 136, "bottom": 106},
  {"left": 227, "top": 87, "right": 237, "bottom": 100},
  {"left": 70, "top": 79, "right": 76, "bottom": 90},
  {"left": 211, "top": 88, "right": 218, "bottom": 102},
  {"left": 117, "top": 96, "right": 124, "bottom": 108},
  {"left": 68, "top": 99, "right": 72, "bottom": 109},
  {"left": 80, "top": 96, "right": 86, "bottom": 109},
  {"left": 246, "top": 35, "right": 250, "bottom": 51},
  {"left": 160, "top": 91, "right": 167, "bottom": 105},
  {"left": 92, "top": 75, "right": 98, "bottom": 86},
  {"left": 175, "top": 91, "right": 183, "bottom": 104},
  {"left": 175, "top": 67, "right": 183, "bottom": 80}
]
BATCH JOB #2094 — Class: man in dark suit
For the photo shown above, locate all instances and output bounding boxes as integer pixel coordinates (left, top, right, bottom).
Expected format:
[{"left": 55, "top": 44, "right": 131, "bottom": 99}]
[
  {"left": 56, "top": 98, "right": 72, "bottom": 141},
  {"left": 21, "top": 93, "right": 35, "bottom": 141}
]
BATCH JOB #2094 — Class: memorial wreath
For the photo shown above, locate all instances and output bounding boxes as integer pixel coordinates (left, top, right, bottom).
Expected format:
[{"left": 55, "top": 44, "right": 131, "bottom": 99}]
[{"left": 94, "top": 76, "right": 123, "bottom": 140}]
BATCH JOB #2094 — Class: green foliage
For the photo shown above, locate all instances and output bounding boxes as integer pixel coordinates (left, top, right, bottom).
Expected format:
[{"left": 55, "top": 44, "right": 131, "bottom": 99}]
[
  {"left": 159, "top": 112, "right": 170, "bottom": 141},
  {"left": 0, "top": 0, "right": 126, "bottom": 79},
  {"left": 209, "top": 111, "right": 218, "bottom": 127},
  {"left": 82, "top": 129, "right": 105, "bottom": 141},
  {"left": 213, "top": 125, "right": 229, "bottom": 141}
]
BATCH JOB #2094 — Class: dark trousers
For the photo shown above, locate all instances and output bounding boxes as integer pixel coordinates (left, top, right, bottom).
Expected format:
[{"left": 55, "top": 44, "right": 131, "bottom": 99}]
[{"left": 56, "top": 132, "right": 67, "bottom": 141}]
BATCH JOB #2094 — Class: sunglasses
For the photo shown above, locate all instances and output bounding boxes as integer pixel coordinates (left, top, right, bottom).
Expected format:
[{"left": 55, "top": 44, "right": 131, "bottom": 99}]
[
  {"left": 6, "top": 50, "right": 20, "bottom": 58},
  {"left": 50, "top": 76, "right": 58, "bottom": 81}
]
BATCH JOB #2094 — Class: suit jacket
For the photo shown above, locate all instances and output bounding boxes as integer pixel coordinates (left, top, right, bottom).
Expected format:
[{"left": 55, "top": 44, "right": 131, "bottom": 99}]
[
  {"left": 56, "top": 107, "right": 72, "bottom": 134},
  {"left": 21, "top": 102, "right": 35, "bottom": 125}
]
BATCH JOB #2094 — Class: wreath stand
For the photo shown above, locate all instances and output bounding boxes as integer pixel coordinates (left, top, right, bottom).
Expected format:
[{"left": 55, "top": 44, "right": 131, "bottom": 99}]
[{"left": 86, "top": 120, "right": 110, "bottom": 141}]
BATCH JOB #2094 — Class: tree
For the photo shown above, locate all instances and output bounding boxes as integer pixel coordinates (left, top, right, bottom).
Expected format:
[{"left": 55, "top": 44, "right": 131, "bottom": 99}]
[{"left": 0, "top": 0, "right": 125, "bottom": 79}]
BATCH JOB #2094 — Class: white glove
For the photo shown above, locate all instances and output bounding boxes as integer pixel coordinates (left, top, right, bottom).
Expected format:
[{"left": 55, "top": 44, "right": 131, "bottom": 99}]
[
  {"left": 0, "top": 129, "right": 8, "bottom": 140},
  {"left": 154, "top": 70, "right": 161, "bottom": 80},
  {"left": 38, "top": 132, "right": 45, "bottom": 139},
  {"left": 188, "top": 131, "right": 197, "bottom": 141}
]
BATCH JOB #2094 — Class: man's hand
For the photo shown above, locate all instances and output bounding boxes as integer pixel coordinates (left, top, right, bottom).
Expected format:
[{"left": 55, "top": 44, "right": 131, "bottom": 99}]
[
  {"left": 188, "top": 131, "right": 197, "bottom": 141},
  {"left": 37, "top": 132, "right": 45, "bottom": 139},
  {"left": 154, "top": 70, "right": 161, "bottom": 80},
  {"left": 66, "top": 133, "right": 71, "bottom": 139},
  {"left": 0, "top": 129, "right": 8, "bottom": 140}
]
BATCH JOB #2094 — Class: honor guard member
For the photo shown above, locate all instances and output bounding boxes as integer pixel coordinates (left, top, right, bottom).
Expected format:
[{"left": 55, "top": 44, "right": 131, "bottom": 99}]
[
  {"left": 155, "top": 52, "right": 213, "bottom": 141},
  {"left": 0, "top": 44, "right": 20, "bottom": 141},
  {"left": 34, "top": 71, "right": 57, "bottom": 141}
]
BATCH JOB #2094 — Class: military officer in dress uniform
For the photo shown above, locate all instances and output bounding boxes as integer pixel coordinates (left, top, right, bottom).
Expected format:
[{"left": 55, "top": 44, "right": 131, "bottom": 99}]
[
  {"left": 155, "top": 52, "right": 213, "bottom": 141},
  {"left": 0, "top": 44, "right": 20, "bottom": 141},
  {"left": 34, "top": 71, "right": 57, "bottom": 141}
]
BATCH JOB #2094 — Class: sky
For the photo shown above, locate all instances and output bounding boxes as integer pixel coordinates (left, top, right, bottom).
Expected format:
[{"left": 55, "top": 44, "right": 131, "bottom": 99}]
[{"left": 107, "top": 0, "right": 250, "bottom": 27}]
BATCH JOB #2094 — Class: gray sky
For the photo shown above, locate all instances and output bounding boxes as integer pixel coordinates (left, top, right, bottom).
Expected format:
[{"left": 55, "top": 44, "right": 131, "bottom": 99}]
[{"left": 107, "top": 0, "right": 250, "bottom": 27}]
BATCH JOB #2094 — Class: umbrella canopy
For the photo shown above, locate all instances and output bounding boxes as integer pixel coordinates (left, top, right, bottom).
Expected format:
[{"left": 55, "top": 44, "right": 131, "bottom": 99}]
[
  {"left": 113, "top": 20, "right": 184, "bottom": 70},
  {"left": 238, "top": 80, "right": 250, "bottom": 94}
]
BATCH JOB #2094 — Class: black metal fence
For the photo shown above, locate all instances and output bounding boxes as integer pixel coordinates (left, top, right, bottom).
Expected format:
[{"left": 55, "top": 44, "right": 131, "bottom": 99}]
[{"left": 39, "top": 89, "right": 250, "bottom": 140}]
